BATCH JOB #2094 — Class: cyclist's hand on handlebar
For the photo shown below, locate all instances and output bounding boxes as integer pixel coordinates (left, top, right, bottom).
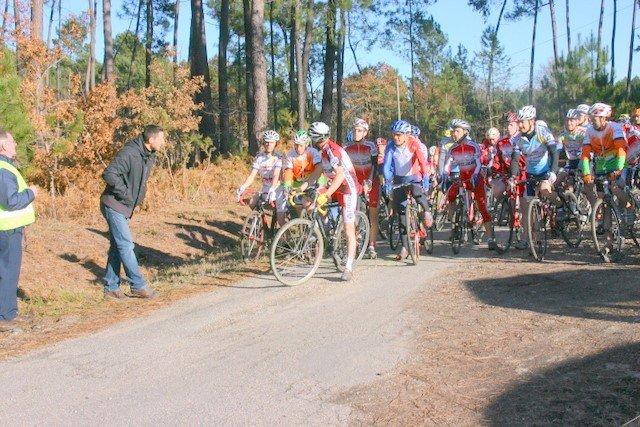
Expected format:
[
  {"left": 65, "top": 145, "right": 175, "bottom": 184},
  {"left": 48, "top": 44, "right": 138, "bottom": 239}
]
[
  {"left": 317, "top": 193, "right": 329, "bottom": 207},
  {"left": 583, "top": 174, "right": 594, "bottom": 184}
]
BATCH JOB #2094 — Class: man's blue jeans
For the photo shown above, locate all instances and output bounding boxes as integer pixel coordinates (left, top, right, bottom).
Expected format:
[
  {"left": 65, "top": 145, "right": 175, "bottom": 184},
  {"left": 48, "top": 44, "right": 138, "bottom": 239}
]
[{"left": 101, "top": 204, "right": 147, "bottom": 292}]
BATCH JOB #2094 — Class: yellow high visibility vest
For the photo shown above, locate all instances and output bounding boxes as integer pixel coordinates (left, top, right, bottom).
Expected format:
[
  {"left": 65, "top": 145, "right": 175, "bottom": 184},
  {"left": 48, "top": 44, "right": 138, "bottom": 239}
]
[{"left": 0, "top": 160, "right": 36, "bottom": 231}]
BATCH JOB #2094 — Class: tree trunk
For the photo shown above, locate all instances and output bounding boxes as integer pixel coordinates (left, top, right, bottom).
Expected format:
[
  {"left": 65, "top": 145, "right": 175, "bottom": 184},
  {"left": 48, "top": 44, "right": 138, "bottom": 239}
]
[
  {"left": 486, "top": 0, "right": 508, "bottom": 127},
  {"left": 127, "top": 0, "right": 143, "bottom": 88},
  {"left": 528, "top": 0, "right": 539, "bottom": 104},
  {"left": 56, "top": 0, "right": 61, "bottom": 96},
  {"left": 145, "top": 0, "right": 153, "bottom": 87},
  {"left": 297, "top": 0, "right": 313, "bottom": 129},
  {"left": 102, "top": 0, "right": 115, "bottom": 81},
  {"left": 189, "top": 0, "right": 217, "bottom": 147},
  {"left": 610, "top": 0, "right": 617, "bottom": 84},
  {"left": 596, "top": 0, "right": 605, "bottom": 73},
  {"left": 336, "top": 7, "right": 345, "bottom": 143},
  {"left": 320, "top": 0, "right": 337, "bottom": 125},
  {"left": 289, "top": 4, "right": 297, "bottom": 114},
  {"left": 408, "top": 0, "right": 416, "bottom": 121},
  {"left": 269, "top": 0, "right": 276, "bottom": 128},
  {"left": 218, "top": 0, "right": 231, "bottom": 155},
  {"left": 250, "top": 0, "right": 268, "bottom": 151},
  {"left": 85, "top": 0, "right": 96, "bottom": 94},
  {"left": 46, "top": 0, "right": 54, "bottom": 48},
  {"left": 242, "top": 0, "right": 256, "bottom": 153},
  {"left": 1, "top": 0, "right": 9, "bottom": 37},
  {"left": 549, "top": 0, "right": 559, "bottom": 68},
  {"left": 30, "top": 0, "right": 42, "bottom": 40},
  {"left": 565, "top": 0, "right": 571, "bottom": 53},
  {"left": 347, "top": 11, "right": 362, "bottom": 74},
  {"left": 626, "top": 0, "right": 637, "bottom": 98},
  {"left": 173, "top": 0, "right": 179, "bottom": 83}
]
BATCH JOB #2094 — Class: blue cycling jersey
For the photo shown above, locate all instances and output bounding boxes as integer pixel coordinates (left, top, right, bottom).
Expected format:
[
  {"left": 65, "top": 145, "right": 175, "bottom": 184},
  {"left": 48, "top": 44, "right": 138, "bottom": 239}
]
[{"left": 512, "top": 125, "right": 557, "bottom": 176}]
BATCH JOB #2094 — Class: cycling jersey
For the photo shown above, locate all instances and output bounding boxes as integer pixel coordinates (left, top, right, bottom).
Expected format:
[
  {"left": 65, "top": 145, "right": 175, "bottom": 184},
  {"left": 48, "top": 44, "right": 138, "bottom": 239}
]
[
  {"left": 252, "top": 152, "right": 282, "bottom": 191},
  {"left": 626, "top": 130, "right": 640, "bottom": 166},
  {"left": 283, "top": 147, "right": 321, "bottom": 187},
  {"left": 382, "top": 136, "right": 429, "bottom": 185},
  {"left": 480, "top": 139, "right": 497, "bottom": 170},
  {"left": 444, "top": 137, "right": 482, "bottom": 181},
  {"left": 580, "top": 121, "right": 627, "bottom": 175},
  {"left": 512, "top": 124, "right": 558, "bottom": 176},
  {"left": 558, "top": 127, "right": 586, "bottom": 163},
  {"left": 344, "top": 139, "right": 380, "bottom": 208},
  {"left": 438, "top": 137, "right": 457, "bottom": 175}
]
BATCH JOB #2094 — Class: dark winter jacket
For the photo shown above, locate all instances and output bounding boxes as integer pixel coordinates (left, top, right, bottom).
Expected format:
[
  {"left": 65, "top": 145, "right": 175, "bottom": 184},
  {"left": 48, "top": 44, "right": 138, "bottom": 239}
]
[{"left": 100, "top": 136, "right": 156, "bottom": 218}]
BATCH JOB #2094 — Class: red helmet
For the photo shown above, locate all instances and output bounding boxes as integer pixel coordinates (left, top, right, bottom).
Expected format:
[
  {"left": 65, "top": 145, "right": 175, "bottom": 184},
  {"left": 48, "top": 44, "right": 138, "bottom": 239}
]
[{"left": 506, "top": 111, "right": 518, "bottom": 123}]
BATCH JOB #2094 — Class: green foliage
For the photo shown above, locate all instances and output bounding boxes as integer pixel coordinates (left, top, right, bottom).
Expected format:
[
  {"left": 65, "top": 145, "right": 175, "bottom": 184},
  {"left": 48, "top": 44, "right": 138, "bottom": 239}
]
[{"left": 0, "top": 48, "right": 35, "bottom": 164}]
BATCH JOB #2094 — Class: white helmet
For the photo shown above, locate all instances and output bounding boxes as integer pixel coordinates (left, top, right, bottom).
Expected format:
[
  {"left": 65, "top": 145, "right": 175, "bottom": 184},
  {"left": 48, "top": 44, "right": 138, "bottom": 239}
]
[
  {"left": 308, "top": 121, "right": 330, "bottom": 142},
  {"left": 262, "top": 130, "right": 280, "bottom": 143},
  {"left": 588, "top": 102, "right": 612, "bottom": 118},
  {"left": 486, "top": 127, "right": 500, "bottom": 139},
  {"left": 565, "top": 108, "right": 580, "bottom": 119},
  {"left": 517, "top": 105, "right": 537, "bottom": 121},
  {"left": 576, "top": 104, "right": 590, "bottom": 115},
  {"left": 352, "top": 118, "right": 369, "bottom": 131},
  {"left": 536, "top": 120, "right": 548, "bottom": 128},
  {"left": 450, "top": 119, "right": 471, "bottom": 131}
]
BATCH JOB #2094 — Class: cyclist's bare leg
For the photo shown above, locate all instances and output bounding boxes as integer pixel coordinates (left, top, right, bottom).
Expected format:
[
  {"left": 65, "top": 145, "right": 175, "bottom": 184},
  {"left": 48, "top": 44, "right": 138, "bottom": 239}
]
[
  {"left": 344, "top": 221, "right": 357, "bottom": 271},
  {"left": 369, "top": 206, "right": 379, "bottom": 247}
]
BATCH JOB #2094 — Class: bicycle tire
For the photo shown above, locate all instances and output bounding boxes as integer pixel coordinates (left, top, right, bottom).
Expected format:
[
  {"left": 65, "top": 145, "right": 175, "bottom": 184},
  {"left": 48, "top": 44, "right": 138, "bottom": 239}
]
[
  {"left": 591, "top": 198, "right": 624, "bottom": 263},
  {"left": 332, "top": 211, "right": 371, "bottom": 272},
  {"left": 270, "top": 218, "right": 324, "bottom": 286},
  {"left": 377, "top": 200, "right": 390, "bottom": 240},
  {"left": 628, "top": 190, "right": 640, "bottom": 248},
  {"left": 494, "top": 195, "right": 515, "bottom": 255},
  {"left": 240, "top": 211, "right": 265, "bottom": 261},
  {"left": 557, "top": 191, "right": 585, "bottom": 248},
  {"left": 388, "top": 213, "right": 400, "bottom": 250},
  {"left": 404, "top": 205, "right": 420, "bottom": 265},
  {"left": 451, "top": 198, "right": 464, "bottom": 255},
  {"left": 527, "top": 198, "right": 548, "bottom": 262}
]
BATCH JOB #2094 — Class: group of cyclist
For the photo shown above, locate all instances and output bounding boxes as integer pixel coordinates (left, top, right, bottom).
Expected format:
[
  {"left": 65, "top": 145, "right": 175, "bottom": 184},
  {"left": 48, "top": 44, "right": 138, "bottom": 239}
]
[{"left": 236, "top": 101, "right": 640, "bottom": 281}]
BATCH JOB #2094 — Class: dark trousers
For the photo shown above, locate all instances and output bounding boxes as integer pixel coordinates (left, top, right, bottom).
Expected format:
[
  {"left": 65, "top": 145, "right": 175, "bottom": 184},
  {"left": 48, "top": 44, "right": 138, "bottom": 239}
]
[{"left": 0, "top": 228, "right": 22, "bottom": 321}]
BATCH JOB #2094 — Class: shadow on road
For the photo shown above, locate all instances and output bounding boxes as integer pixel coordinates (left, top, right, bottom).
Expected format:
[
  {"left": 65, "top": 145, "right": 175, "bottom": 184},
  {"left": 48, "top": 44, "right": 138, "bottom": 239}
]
[
  {"left": 465, "top": 268, "right": 640, "bottom": 324},
  {"left": 484, "top": 342, "right": 640, "bottom": 425}
]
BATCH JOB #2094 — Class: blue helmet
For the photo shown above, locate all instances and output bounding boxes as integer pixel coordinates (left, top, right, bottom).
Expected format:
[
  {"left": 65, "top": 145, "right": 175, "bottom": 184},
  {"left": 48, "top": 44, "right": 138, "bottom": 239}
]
[
  {"left": 410, "top": 125, "right": 421, "bottom": 137},
  {"left": 391, "top": 120, "right": 412, "bottom": 134}
]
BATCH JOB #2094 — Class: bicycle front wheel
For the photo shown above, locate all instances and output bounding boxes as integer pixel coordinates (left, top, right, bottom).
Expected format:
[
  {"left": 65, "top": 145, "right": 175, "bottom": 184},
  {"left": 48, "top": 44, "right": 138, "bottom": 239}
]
[
  {"left": 404, "top": 205, "right": 421, "bottom": 265},
  {"left": 591, "top": 198, "right": 624, "bottom": 263},
  {"left": 388, "top": 213, "right": 400, "bottom": 250},
  {"left": 270, "top": 218, "right": 324, "bottom": 286},
  {"left": 527, "top": 198, "right": 548, "bottom": 262},
  {"left": 333, "top": 211, "right": 370, "bottom": 272},
  {"left": 450, "top": 199, "right": 464, "bottom": 255},
  {"left": 494, "top": 196, "right": 515, "bottom": 255},
  {"left": 240, "top": 211, "right": 265, "bottom": 261},
  {"left": 557, "top": 191, "right": 585, "bottom": 248}
]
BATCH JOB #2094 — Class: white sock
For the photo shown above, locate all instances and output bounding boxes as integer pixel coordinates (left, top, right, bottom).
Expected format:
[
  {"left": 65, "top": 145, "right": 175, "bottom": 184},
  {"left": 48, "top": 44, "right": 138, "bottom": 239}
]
[{"left": 345, "top": 257, "right": 354, "bottom": 271}]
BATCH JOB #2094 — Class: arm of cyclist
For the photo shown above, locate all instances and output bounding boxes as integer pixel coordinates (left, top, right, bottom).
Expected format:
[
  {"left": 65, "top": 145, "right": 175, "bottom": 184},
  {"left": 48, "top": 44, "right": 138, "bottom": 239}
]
[
  {"left": 300, "top": 165, "right": 323, "bottom": 192},
  {"left": 237, "top": 169, "right": 258, "bottom": 200},
  {"left": 614, "top": 136, "right": 627, "bottom": 172},
  {"left": 268, "top": 165, "right": 282, "bottom": 202},
  {"left": 579, "top": 142, "right": 594, "bottom": 182}
]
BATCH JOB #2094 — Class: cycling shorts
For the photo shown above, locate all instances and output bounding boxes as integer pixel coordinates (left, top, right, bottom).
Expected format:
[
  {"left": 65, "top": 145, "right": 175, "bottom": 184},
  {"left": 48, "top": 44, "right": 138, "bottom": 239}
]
[{"left": 334, "top": 190, "right": 358, "bottom": 224}]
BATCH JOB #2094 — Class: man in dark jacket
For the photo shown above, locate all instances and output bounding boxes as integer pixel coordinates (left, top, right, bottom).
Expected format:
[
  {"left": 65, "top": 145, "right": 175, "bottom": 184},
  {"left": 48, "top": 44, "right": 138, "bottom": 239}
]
[
  {"left": 101, "top": 125, "right": 166, "bottom": 299},
  {"left": 0, "top": 130, "right": 37, "bottom": 332}
]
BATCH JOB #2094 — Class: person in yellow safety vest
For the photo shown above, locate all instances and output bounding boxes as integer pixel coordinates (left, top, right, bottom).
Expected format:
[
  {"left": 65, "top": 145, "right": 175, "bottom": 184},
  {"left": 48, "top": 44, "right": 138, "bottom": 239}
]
[{"left": 0, "top": 129, "right": 37, "bottom": 333}]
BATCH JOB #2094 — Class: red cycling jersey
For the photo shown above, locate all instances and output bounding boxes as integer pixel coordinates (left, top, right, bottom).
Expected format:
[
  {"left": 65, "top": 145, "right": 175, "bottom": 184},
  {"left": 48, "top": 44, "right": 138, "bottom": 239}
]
[
  {"left": 320, "top": 139, "right": 362, "bottom": 196},
  {"left": 492, "top": 135, "right": 526, "bottom": 178}
]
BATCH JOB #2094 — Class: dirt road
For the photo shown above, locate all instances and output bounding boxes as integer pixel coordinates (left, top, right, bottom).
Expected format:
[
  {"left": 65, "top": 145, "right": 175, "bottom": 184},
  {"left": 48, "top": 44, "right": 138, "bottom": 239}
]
[{"left": 0, "top": 239, "right": 638, "bottom": 424}]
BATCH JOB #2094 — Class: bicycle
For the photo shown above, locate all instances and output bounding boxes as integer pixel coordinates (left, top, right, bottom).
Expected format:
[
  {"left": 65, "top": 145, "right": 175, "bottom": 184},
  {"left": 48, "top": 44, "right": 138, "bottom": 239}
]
[
  {"left": 391, "top": 182, "right": 432, "bottom": 263},
  {"left": 624, "top": 166, "right": 640, "bottom": 247},
  {"left": 431, "top": 182, "right": 448, "bottom": 231},
  {"left": 491, "top": 177, "right": 523, "bottom": 255},
  {"left": 239, "top": 191, "right": 279, "bottom": 262},
  {"left": 449, "top": 177, "right": 484, "bottom": 255},
  {"left": 269, "top": 188, "right": 370, "bottom": 286},
  {"left": 591, "top": 174, "right": 625, "bottom": 262}
]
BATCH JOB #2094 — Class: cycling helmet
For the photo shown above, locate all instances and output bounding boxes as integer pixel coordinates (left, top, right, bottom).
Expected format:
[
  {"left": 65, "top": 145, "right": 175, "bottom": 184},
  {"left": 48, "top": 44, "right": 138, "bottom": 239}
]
[
  {"left": 293, "top": 130, "right": 311, "bottom": 145},
  {"left": 262, "top": 129, "right": 280, "bottom": 143},
  {"left": 345, "top": 130, "right": 354, "bottom": 143},
  {"left": 308, "top": 121, "right": 330, "bottom": 142},
  {"left": 576, "top": 104, "right": 590, "bottom": 115},
  {"left": 390, "top": 120, "right": 412, "bottom": 134},
  {"left": 352, "top": 118, "right": 369, "bottom": 131},
  {"left": 411, "top": 125, "right": 421, "bottom": 137},
  {"left": 588, "top": 102, "right": 612, "bottom": 118},
  {"left": 443, "top": 128, "right": 452, "bottom": 138},
  {"left": 619, "top": 113, "right": 631, "bottom": 124},
  {"left": 486, "top": 127, "right": 500, "bottom": 139},
  {"left": 506, "top": 111, "right": 518, "bottom": 123},
  {"left": 565, "top": 108, "right": 580, "bottom": 119},
  {"left": 449, "top": 119, "right": 471, "bottom": 131},
  {"left": 517, "top": 105, "right": 537, "bottom": 121},
  {"left": 536, "top": 120, "right": 548, "bottom": 128}
]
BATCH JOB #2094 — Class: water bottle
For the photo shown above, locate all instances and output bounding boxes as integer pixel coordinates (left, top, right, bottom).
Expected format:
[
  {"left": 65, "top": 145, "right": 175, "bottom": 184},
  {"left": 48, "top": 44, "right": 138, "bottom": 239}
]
[{"left": 329, "top": 205, "right": 340, "bottom": 223}]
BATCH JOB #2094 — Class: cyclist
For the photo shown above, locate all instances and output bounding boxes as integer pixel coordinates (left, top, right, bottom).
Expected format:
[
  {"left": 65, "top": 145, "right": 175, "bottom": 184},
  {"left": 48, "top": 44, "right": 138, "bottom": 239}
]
[
  {"left": 344, "top": 118, "right": 380, "bottom": 259},
  {"left": 411, "top": 124, "right": 435, "bottom": 189},
  {"left": 382, "top": 119, "right": 432, "bottom": 260},
  {"left": 510, "top": 105, "right": 560, "bottom": 250},
  {"left": 302, "top": 121, "right": 361, "bottom": 281},
  {"left": 282, "top": 130, "right": 325, "bottom": 213},
  {"left": 556, "top": 109, "right": 586, "bottom": 189},
  {"left": 580, "top": 102, "right": 628, "bottom": 216},
  {"left": 438, "top": 125, "right": 457, "bottom": 193},
  {"left": 236, "top": 130, "right": 287, "bottom": 226},
  {"left": 443, "top": 119, "right": 497, "bottom": 250}
]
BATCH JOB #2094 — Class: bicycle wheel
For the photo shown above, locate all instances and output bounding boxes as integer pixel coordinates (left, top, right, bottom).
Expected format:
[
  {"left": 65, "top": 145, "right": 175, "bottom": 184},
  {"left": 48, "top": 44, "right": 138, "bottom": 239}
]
[
  {"left": 557, "top": 192, "right": 585, "bottom": 248},
  {"left": 388, "top": 213, "right": 400, "bottom": 250},
  {"left": 433, "top": 189, "right": 447, "bottom": 231},
  {"left": 451, "top": 199, "right": 464, "bottom": 255},
  {"left": 270, "top": 218, "right": 324, "bottom": 286},
  {"left": 332, "top": 211, "right": 371, "bottom": 272},
  {"left": 527, "top": 198, "right": 548, "bottom": 262},
  {"left": 628, "top": 190, "right": 640, "bottom": 248},
  {"left": 591, "top": 198, "right": 624, "bottom": 263},
  {"left": 494, "top": 196, "right": 515, "bottom": 255},
  {"left": 404, "top": 204, "right": 420, "bottom": 265},
  {"left": 423, "top": 220, "right": 434, "bottom": 255},
  {"left": 240, "top": 211, "right": 265, "bottom": 261},
  {"left": 377, "top": 199, "right": 390, "bottom": 240}
]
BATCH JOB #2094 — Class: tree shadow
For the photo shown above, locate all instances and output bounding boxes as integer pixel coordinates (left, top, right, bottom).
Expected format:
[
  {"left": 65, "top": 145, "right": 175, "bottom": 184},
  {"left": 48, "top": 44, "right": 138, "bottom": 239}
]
[
  {"left": 59, "top": 253, "right": 104, "bottom": 285},
  {"left": 484, "top": 342, "right": 640, "bottom": 425},
  {"left": 166, "top": 220, "right": 239, "bottom": 251},
  {"left": 465, "top": 268, "right": 640, "bottom": 324}
]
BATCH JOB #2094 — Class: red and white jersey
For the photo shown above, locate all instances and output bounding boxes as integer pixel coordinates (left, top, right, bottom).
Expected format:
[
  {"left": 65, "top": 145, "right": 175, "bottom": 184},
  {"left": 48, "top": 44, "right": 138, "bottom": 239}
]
[
  {"left": 344, "top": 139, "right": 378, "bottom": 183},
  {"left": 444, "top": 138, "right": 482, "bottom": 181},
  {"left": 321, "top": 139, "right": 361, "bottom": 195},
  {"left": 389, "top": 136, "right": 428, "bottom": 179},
  {"left": 627, "top": 130, "right": 640, "bottom": 166},
  {"left": 493, "top": 135, "right": 526, "bottom": 178},
  {"left": 480, "top": 139, "right": 497, "bottom": 168}
]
